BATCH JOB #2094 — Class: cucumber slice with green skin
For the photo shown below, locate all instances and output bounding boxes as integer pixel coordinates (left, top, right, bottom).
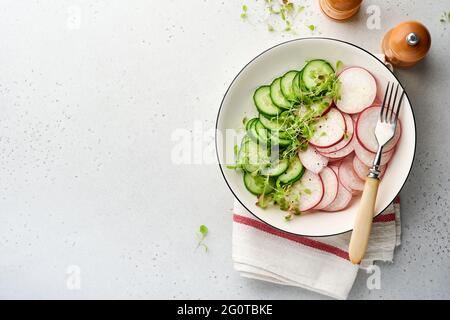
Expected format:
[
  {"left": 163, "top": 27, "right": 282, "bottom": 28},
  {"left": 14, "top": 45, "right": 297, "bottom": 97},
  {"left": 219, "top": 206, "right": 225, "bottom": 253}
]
[
  {"left": 277, "top": 157, "right": 305, "bottom": 184},
  {"left": 301, "top": 59, "right": 335, "bottom": 91},
  {"left": 292, "top": 71, "right": 302, "bottom": 100},
  {"left": 255, "top": 120, "right": 270, "bottom": 145},
  {"left": 269, "top": 134, "right": 292, "bottom": 147},
  {"left": 240, "top": 138, "right": 270, "bottom": 172},
  {"left": 260, "top": 159, "right": 289, "bottom": 177},
  {"left": 280, "top": 70, "right": 298, "bottom": 101},
  {"left": 237, "top": 137, "right": 259, "bottom": 173},
  {"left": 259, "top": 114, "right": 284, "bottom": 131},
  {"left": 245, "top": 117, "right": 255, "bottom": 131},
  {"left": 243, "top": 162, "right": 259, "bottom": 173},
  {"left": 243, "top": 173, "right": 275, "bottom": 195},
  {"left": 254, "top": 86, "right": 282, "bottom": 117},
  {"left": 246, "top": 118, "right": 260, "bottom": 143},
  {"left": 270, "top": 78, "right": 292, "bottom": 109}
]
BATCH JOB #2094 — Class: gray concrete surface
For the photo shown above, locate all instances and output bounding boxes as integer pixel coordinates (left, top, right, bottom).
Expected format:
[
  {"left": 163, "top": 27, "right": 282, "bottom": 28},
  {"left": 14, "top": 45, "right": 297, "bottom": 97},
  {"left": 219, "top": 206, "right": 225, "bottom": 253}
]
[{"left": 0, "top": 1, "right": 448, "bottom": 299}]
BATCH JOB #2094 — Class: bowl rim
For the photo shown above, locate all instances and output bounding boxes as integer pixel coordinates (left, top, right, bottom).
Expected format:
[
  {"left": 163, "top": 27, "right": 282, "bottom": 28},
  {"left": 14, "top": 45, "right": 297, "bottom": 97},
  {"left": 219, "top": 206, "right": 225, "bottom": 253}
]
[{"left": 215, "top": 37, "right": 417, "bottom": 237}]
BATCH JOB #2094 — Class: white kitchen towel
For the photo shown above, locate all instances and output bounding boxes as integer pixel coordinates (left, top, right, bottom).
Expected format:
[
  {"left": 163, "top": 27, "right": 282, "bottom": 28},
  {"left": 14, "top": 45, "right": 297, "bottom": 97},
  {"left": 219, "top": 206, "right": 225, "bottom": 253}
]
[{"left": 232, "top": 197, "right": 401, "bottom": 300}]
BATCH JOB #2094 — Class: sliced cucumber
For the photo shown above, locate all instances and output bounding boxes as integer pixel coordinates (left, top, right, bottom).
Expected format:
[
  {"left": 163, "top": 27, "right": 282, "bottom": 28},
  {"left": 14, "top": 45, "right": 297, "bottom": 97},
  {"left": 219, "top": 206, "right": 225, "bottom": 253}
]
[
  {"left": 238, "top": 141, "right": 259, "bottom": 173},
  {"left": 270, "top": 78, "right": 291, "bottom": 109},
  {"left": 255, "top": 120, "right": 270, "bottom": 145},
  {"left": 260, "top": 159, "right": 289, "bottom": 177},
  {"left": 269, "top": 132, "right": 292, "bottom": 147},
  {"left": 243, "top": 173, "right": 275, "bottom": 195},
  {"left": 253, "top": 86, "right": 282, "bottom": 117},
  {"left": 301, "top": 59, "right": 335, "bottom": 91},
  {"left": 292, "top": 71, "right": 304, "bottom": 101},
  {"left": 237, "top": 137, "right": 257, "bottom": 172},
  {"left": 280, "top": 70, "right": 298, "bottom": 101},
  {"left": 277, "top": 157, "right": 305, "bottom": 184},
  {"left": 245, "top": 117, "right": 255, "bottom": 131},
  {"left": 259, "top": 114, "right": 283, "bottom": 131},
  {"left": 242, "top": 138, "right": 270, "bottom": 172},
  {"left": 246, "top": 118, "right": 259, "bottom": 142}
]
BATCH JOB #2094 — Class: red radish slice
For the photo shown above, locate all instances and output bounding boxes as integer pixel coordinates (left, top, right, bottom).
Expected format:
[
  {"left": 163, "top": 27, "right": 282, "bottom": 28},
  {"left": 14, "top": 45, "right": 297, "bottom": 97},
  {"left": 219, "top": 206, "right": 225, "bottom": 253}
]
[
  {"left": 335, "top": 67, "right": 377, "bottom": 114},
  {"left": 314, "top": 167, "right": 339, "bottom": 210},
  {"left": 309, "top": 108, "right": 346, "bottom": 148},
  {"left": 321, "top": 134, "right": 355, "bottom": 159},
  {"left": 288, "top": 170, "right": 324, "bottom": 212},
  {"left": 353, "top": 156, "right": 386, "bottom": 180},
  {"left": 328, "top": 157, "right": 344, "bottom": 165},
  {"left": 322, "top": 178, "right": 352, "bottom": 212},
  {"left": 298, "top": 146, "right": 329, "bottom": 174},
  {"left": 356, "top": 106, "right": 402, "bottom": 153},
  {"left": 317, "top": 113, "right": 354, "bottom": 154},
  {"left": 339, "top": 156, "right": 365, "bottom": 192},
  {"left": 354, "top": 140, "right": 394, "bottom": 167}
]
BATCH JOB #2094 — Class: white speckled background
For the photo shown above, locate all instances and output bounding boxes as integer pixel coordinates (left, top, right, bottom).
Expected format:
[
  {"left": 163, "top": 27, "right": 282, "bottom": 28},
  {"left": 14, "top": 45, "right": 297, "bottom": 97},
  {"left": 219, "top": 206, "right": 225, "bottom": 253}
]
[{"left": 0, "top": 0, "right": 449, "bottom": 299}]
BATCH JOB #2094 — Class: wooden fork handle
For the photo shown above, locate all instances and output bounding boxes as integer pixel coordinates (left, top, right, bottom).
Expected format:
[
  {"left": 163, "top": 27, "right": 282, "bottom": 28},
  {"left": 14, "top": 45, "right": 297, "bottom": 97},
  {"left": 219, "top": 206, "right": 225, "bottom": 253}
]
[{"left": 349, "top": 177, "right": 380, "bottom": 264}]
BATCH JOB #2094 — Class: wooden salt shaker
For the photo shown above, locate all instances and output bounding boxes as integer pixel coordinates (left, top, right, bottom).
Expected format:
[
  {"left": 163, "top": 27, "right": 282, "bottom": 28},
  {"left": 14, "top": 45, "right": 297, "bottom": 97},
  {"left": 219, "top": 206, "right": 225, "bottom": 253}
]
[
  {"left": 382, "top": 21, "right": 431, "bottom": 68},
  {"left": 319, "top": 0, "right": 363, "bottom": 21}
]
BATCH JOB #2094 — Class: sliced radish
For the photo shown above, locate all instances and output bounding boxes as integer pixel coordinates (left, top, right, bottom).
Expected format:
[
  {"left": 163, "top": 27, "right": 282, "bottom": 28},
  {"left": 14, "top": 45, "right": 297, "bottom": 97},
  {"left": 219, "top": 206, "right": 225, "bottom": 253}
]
[
  {"left": 288, "top": 170, "right": 324, "bottom": 212},
  {"left": 335, "top": 67, "right": 377, "bottom": 114},
  {"left": 328, "top": 157, "right": 344, "bottom": 165},
  {"left": 322, "top": 178, "right": 352, "bottom": 212},
  {"left": 316, "top": 113, "right": 354, "bottom": 154},
  {"left": 309, "top": 108, "right": 346, "bottom": 148},
  {"left": 339, "top": 156, "right": 365, "bottom": 193},
  {"left": 353, "top": 156, "right": 386, "bottom": 180},
  {"left": 314, "top": 167, "right": 339, "bottom": 210},
  {"left": 356, "top": 106, "right": 402, "bottom": 153},
  {"left": 351, "top": 113, "right": 359, "bottom": 122},
  {"left": 298, "top": 146, "right": 329, "bottom": 174},
  {"left": 354, "top": 140, "right": 394, "bottom": 167},
  {"left": 321, "top": 134, "right": 355, "bottom": 159}
]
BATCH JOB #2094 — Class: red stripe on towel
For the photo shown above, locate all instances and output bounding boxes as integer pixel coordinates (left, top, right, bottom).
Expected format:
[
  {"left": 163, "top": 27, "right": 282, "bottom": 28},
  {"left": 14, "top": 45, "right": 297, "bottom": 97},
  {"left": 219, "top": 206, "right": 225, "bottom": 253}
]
[
  {"left": 373, "top": 213, "right": 396, "bottom": 222},
  {"left": 233, "top": 214, "right": 350, "bottom": 261}
]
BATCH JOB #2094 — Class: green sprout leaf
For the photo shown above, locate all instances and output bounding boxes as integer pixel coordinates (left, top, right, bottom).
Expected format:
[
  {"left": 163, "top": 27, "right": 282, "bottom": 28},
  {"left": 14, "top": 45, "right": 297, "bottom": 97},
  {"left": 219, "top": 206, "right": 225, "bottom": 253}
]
[
  {"left": 241, "top": 5, "right": 248, "bottom": 19},
  {"left": 197, "top": 225, "right": 209, "bottom": 252},
  {"left": 267, "top": 24, "right": 275, "bottom": 32},
  {"left": 308, "top": 24, "right": 316, "bottom": 31},
  {"left": 284, "top": 2, "right": 294, "bottom": 13},
  {"left": 199, "top": 224, "right": 208, "bottom": 237}
]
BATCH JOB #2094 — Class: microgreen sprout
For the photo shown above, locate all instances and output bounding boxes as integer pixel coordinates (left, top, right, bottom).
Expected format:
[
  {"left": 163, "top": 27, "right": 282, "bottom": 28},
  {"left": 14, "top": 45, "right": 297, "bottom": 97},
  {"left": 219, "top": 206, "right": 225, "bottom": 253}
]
[
  {"left": 241, "top": 4, "right": 248, "bottom": 19},
  {"left": 336, "top": 60, "right": 344, "bottom": 72},
  {"left": 197, "top": 225, "right": 209, "bottom": 252}
]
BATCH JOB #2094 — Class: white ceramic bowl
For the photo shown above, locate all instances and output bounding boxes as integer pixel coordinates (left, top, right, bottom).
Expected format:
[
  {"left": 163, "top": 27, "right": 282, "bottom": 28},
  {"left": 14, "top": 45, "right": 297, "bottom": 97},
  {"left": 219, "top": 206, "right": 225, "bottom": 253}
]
[{"left": 216, "top": 38, "right": 416, "bottom": 237}]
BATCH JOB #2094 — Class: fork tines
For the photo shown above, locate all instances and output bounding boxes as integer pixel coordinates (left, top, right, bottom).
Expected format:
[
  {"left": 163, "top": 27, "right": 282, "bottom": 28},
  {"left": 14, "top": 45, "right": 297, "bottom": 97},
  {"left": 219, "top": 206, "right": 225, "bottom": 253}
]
[{"left": 380, "top": 82, "right": 405, "bottom": 125}]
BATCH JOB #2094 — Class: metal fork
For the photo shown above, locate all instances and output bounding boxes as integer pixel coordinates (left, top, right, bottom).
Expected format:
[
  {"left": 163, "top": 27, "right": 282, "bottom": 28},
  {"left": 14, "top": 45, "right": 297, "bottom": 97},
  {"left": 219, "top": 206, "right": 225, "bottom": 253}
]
[{"left": 349, "top": 82, "right": 405, "bottom": 264}]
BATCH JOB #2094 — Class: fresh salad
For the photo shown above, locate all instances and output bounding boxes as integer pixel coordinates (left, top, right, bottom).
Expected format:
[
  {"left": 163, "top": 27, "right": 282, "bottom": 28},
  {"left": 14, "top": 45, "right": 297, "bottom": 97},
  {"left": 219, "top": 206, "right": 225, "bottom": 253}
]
[{"left": 229, "top": 59, "right": 401, "bottom": 220}]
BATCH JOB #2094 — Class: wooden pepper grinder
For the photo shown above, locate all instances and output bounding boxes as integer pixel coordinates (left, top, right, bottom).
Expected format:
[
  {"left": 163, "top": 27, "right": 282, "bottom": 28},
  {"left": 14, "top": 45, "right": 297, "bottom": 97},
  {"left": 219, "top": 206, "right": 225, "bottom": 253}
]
[
  {"left": 319, "top": 0, "right": 363, "bottom": 21},
  {"left": 382, "top": 21, "right": 431, "bottom": 68}
]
